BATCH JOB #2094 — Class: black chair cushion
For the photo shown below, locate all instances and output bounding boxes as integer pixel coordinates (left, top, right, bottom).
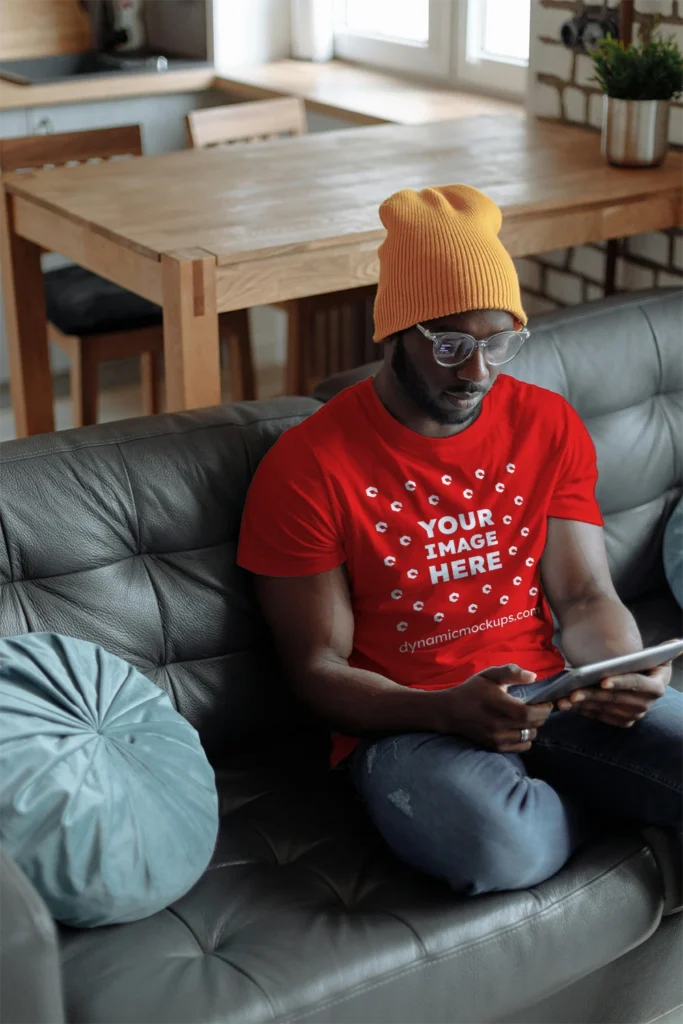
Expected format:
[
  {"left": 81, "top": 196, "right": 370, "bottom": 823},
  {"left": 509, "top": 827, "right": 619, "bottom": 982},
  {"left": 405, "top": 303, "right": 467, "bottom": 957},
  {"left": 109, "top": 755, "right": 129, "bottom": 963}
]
[
  {"left": 44, "top": 266, "right": 161, "bottom": 337},
  {"left": 56, "top": 764, "right": 664, "bottom": 1024}
]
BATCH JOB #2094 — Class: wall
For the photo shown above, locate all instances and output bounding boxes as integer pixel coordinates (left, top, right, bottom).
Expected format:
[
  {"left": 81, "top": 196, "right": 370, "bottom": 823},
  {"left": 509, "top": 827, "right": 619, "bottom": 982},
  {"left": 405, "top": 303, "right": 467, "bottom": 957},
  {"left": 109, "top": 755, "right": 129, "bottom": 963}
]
[
  {"left": 212, "top": 0, "right": 290, "bottom": 71},
  {"left": 522, "top": 0, "right": 683, "bottom": 315},
  {"left": 0, "top": 0, "right": 91, "bottom": 60},
  {"left": 143, "top": 0, "right": 208, "bottom": 60}
]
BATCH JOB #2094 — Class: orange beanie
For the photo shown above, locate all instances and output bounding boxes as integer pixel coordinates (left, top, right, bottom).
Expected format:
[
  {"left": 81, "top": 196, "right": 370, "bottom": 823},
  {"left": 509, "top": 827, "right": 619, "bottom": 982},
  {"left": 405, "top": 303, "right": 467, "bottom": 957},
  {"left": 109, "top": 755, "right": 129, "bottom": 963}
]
[{"left": 373, "top": 184, "right": 526, "bottom": 341}]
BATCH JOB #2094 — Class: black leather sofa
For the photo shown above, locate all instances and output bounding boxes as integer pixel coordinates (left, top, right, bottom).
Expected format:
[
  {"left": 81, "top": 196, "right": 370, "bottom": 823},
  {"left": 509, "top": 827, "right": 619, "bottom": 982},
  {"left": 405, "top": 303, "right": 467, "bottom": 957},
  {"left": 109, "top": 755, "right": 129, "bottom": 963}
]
[{"left": 1, "top": 290, "right": 681, "bottom": 1024}]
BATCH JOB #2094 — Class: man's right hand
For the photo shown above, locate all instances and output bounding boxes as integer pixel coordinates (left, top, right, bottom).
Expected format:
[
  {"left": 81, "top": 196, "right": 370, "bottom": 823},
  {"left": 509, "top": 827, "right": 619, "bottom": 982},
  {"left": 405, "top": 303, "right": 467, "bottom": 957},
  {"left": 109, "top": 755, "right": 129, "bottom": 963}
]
[{"left": 430, "top": 664, "right": 553, "bottom": 752}]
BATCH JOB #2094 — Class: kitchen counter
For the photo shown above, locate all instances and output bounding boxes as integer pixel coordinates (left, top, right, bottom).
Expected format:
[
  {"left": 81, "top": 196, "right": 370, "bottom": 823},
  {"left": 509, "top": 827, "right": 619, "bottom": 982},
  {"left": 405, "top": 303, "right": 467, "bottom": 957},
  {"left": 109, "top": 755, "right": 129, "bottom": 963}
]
[
  {"left": 0, "top": 59, "right": 523, "bottom": 126},
  {"left": 212, "top": 60, "right": 524, "bottom": 126},
  {"left": 0, "top": 66, "right": 217, "bottom": 110}
]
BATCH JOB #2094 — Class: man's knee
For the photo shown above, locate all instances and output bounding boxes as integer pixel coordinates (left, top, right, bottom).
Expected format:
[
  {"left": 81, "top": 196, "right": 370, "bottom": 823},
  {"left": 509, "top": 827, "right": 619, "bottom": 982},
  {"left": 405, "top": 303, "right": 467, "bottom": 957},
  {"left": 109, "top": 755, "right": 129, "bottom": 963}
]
[
  {"left": 354, "top": 735, "right": 578, "bottom": 895},
  {"left": 444, "top": 813, "right": 570, "bottom": 895},
  {"left": 379, "top": 783, "right": 574, "bottom": 895}
]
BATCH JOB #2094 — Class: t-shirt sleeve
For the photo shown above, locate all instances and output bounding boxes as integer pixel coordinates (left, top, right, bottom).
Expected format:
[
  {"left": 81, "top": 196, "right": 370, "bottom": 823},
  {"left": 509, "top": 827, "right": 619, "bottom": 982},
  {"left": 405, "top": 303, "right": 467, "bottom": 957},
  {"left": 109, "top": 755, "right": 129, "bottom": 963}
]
[
  {"left": 237, "top": 429, "right": 344, "bottom": 577},
  {"left": 548, "top": 400, "right": 604, "bottom": 526}
]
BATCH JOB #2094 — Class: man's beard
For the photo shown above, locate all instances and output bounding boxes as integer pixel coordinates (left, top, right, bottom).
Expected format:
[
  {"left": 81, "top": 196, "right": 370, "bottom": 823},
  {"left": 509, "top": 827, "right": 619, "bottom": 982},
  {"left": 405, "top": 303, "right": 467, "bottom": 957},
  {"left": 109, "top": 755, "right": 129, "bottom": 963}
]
[{"left": 391, "top": 334, "right": 486, "bottom": 426}]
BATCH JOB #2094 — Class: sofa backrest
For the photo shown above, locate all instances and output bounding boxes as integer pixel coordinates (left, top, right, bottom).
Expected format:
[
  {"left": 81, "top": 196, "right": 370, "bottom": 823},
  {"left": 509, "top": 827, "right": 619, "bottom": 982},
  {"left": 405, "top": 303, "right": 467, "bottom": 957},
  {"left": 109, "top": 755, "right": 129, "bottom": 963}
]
[
  {"left": 0, "top": 399, "right": 326, "bottom": 768},
  {"left": 509, "top": 290, "right": 683, "bottom": 600},
  {"left": 314, "top": 290, "right": 683, "bottom": 604}
]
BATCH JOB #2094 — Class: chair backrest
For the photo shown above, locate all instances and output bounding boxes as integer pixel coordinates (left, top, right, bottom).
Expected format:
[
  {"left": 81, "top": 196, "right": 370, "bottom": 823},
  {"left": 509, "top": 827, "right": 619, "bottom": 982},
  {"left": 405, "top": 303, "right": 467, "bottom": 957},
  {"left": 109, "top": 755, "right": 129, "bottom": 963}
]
[
  {"left": 0, "top": 125, "right": 142, "bottom": 174},
  {"left": 186, "top": 97, "right": 308, "bottom": 149}
]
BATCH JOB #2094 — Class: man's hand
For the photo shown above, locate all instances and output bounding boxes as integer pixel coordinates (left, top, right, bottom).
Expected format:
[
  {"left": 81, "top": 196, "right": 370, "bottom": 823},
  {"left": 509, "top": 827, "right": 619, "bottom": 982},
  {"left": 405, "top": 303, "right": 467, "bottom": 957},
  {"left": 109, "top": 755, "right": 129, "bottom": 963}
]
[
  {"left": 431, "top": 664, "right": 553, "bottom": 753},
  {"left": 556, "top": 663, "right": 672, "bottom": 727}
]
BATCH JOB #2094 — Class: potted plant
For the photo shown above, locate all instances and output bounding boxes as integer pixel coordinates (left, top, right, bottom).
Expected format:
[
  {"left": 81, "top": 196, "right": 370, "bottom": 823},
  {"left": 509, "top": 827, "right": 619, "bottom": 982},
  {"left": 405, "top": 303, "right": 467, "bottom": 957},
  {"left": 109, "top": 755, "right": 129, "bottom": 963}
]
[{"left": 590, "top": 17, "right": 683, "bottom": 167}]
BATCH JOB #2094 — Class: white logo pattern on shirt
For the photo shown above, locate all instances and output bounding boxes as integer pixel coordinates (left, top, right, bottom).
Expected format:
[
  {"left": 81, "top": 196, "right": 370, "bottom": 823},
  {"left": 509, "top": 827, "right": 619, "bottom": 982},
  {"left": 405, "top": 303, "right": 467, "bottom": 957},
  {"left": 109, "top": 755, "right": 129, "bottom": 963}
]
[{"left": 364, "top": 469, "right": 536, "bottom": 634}]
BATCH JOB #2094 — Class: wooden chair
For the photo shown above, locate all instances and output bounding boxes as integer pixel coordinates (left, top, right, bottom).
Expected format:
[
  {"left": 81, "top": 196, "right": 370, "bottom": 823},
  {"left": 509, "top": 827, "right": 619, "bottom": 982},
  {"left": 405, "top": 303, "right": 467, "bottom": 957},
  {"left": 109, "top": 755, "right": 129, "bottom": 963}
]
[
  {"left": 186, "top": 98, "right": 377, "bottom": 395},
  {"left": 0, "top": 126, "right": 164, "bottom": 426},
  {"left": 186, "top": 96, "right": 308, "bottom": 148}
]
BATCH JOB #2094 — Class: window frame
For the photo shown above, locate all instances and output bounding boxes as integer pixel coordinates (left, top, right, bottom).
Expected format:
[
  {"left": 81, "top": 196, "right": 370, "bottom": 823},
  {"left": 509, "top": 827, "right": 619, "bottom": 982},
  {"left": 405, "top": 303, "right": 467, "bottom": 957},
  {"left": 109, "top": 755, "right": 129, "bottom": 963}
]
[
  {"left": 333, "top": 0, "right": 452, "bottom": 81},
  {"left": 332, "top": 0, "right": 529, "bottom": 100},
  {"left": 454, "top": 0, "right": 529, "bottom": 99}
]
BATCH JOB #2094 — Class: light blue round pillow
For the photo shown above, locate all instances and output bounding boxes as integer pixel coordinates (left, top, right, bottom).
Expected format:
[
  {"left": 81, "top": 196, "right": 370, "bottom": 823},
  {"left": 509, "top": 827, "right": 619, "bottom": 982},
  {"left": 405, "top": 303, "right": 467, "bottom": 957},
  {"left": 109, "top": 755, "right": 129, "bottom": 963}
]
[
  {"left": 0, "top": 633, "right": 219, "bottom": 928},
  {"left": 664, "top": 497, "right": 683, "bottom": 609}
]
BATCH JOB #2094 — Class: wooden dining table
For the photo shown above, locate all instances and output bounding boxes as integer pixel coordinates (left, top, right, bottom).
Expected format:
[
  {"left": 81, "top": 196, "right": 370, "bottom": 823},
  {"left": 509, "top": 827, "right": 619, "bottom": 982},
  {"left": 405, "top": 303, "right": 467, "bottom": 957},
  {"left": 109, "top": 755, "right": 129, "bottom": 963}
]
[{"left": 2, "top": 114, "right": 681, "bottom": 437}]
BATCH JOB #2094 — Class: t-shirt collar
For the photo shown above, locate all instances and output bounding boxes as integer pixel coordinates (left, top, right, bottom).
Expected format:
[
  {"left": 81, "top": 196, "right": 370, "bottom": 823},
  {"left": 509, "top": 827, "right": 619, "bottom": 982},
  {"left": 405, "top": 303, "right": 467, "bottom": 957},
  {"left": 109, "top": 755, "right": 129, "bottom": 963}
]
[{"left": 357, "top": 376, "right": 503, "bottom": 457}]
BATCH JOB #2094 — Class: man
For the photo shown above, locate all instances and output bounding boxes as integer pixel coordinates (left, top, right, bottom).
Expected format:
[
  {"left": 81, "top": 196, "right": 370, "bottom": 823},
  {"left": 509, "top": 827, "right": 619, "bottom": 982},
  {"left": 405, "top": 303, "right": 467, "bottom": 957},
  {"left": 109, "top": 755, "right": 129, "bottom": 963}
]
[{"left": 238, "top": 184, "right": 682, "bottom": 894}]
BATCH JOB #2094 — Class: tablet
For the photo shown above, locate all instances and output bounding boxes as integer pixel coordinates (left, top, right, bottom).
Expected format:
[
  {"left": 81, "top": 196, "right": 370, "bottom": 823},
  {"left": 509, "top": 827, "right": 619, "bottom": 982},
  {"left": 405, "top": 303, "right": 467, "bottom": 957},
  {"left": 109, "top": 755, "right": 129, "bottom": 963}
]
[{"left": 524, "top": 638, "right": 683, "bottom": 705}]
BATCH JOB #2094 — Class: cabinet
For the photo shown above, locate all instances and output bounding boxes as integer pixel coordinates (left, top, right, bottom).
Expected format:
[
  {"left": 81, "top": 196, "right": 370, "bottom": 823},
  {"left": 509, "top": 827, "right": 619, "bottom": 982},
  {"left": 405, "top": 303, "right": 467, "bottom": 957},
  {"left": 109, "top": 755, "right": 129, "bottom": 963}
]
[
  {"left": 26, "top": 89, "right": 226, "bottom": 154},
  {"left": 0, "top": 108, "right": 30, "bottom": 138}
]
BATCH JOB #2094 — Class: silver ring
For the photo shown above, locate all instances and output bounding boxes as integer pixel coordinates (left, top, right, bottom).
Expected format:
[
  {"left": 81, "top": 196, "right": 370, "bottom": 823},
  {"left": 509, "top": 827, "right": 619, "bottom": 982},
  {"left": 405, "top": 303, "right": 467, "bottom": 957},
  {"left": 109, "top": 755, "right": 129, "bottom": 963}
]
[{"left": 520, "top": 728, "right": 532, "bottom": 743}]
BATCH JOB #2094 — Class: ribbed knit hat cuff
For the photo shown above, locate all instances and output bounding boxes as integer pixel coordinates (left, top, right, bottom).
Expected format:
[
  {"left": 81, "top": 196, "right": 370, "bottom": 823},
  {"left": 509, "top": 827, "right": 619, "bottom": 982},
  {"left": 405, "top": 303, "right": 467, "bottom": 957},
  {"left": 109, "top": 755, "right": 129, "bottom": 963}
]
[
  {"left": 372, "top": 184, "right": 526, "bottom": 341},
  {"left": 373, "top": 296, "right": 528, "bottom": 341}
]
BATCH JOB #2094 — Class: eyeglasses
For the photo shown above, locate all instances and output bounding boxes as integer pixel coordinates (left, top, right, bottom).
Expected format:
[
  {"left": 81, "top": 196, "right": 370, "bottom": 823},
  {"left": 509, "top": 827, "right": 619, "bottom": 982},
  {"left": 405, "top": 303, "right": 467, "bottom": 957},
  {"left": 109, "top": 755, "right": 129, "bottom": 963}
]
[{"left": 416, "top": 322, "right": 530, "bottom": 368}]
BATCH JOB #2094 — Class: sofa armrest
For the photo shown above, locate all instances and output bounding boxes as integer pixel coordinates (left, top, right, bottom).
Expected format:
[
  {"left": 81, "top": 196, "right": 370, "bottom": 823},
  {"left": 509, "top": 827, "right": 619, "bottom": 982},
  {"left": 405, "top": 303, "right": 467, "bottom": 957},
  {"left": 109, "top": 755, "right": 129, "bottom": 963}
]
[
  {"left": 0, "top": 847, "right": 65, "bottom": 1023},
  {"left": 641, "top": 827, "right": 683, "bottom": 916}
]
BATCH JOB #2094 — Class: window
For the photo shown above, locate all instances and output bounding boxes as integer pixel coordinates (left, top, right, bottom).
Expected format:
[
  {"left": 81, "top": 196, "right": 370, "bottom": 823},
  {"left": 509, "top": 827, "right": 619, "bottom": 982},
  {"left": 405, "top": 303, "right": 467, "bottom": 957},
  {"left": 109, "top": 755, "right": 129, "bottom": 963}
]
[
  {"left": 459, "top": 0, "right": 530, "bottom": 95},
  {"left": 333, "top": 0, "right": 530, "bottom": 97},
  {"left": 342, "top": 0, "right": 429, "bottom": 44},
  {"left": 333, "top": 0, "right": 452, "bottom": 79}
]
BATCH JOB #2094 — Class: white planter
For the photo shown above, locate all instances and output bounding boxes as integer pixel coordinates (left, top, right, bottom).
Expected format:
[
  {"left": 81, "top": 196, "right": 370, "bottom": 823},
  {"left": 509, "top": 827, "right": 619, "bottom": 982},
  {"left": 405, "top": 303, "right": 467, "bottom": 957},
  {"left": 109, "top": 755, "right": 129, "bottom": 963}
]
[{"left": 290, "top": 0, "right": 334, "bottom": 62}]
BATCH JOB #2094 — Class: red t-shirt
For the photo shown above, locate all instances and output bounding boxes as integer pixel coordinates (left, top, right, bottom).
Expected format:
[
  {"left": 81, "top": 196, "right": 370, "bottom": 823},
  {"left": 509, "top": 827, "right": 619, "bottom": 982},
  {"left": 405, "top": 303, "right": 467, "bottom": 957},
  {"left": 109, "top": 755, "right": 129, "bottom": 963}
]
[{"left": 238, "top": 376, "right": 603, "bottom": 765}]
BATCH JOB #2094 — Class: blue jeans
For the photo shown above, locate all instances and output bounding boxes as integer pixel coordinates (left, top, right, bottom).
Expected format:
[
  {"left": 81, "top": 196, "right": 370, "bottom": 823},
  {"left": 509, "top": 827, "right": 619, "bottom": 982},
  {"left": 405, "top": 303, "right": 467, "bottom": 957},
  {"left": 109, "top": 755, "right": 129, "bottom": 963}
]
[{"left": 350, "top": 684, "right": 683, "bottom": 895}]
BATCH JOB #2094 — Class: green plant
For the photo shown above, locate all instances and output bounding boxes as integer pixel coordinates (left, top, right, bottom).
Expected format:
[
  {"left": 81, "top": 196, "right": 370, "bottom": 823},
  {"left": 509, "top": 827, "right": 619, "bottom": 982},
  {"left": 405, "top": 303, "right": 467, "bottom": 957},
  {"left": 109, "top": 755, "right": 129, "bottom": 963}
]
[{"left": 590, "top": 17, "right": 683, "bottom": 100}]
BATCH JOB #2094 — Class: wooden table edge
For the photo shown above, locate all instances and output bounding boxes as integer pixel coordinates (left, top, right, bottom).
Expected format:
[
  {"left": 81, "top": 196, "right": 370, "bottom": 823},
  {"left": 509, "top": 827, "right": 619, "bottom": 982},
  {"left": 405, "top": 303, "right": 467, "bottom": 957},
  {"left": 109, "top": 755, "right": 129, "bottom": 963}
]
[
  {"left": 212, "top": 187, "right": 682, "bottom": 311},
  {"left": 212, "top": 75, "right": 391, "bottom": 126},
  {"left": 5, "top": 177, "right": 161, "bottom": 264},
  {"left": 7, "top": 190, "right": 163, "bottom": 303},
  {"left": 208, "top": 183, "right": 682, "bottom": 268}
]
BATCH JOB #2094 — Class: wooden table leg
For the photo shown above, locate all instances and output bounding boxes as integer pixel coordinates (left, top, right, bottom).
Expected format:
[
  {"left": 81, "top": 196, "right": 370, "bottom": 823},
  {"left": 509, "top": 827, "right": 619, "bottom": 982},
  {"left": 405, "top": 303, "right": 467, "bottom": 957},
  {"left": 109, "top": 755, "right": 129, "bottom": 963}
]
[
  {"left": 0, "top": 186, "right": 54, "bottom": 437},
  {"left": 284, "top": 297, "right": 313, "bottom": 396},
  {"left": 605, "top": 239, "right": 619, "bottom": 296},
  {"left": 161, "top": 250, "right": 221, "bottom": 412}
]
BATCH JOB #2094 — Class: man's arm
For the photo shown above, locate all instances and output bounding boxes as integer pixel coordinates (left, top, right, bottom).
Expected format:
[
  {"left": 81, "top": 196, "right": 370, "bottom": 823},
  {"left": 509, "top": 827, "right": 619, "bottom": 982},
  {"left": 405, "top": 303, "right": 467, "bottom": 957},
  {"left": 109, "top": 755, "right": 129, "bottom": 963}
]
[
  {"left": 541, "top": 518, "right": 671, "bottom": 723},
  {"left": 254, "top": 569, "right": 551, "bottom": 752},
  {"left": 254, "top": 568, "right": 440, "bottom": 735},
  {"left": 541, "top": 518, "right": 642, "bottom": 664}
]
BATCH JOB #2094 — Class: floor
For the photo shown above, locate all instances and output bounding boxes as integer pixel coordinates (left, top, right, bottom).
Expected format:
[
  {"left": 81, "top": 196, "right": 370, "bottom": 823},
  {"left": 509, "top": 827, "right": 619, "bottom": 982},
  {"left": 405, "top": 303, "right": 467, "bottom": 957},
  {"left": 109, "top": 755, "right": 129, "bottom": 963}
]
[{"left": 0, "top": 360, "right": 285, "bottom": 442}]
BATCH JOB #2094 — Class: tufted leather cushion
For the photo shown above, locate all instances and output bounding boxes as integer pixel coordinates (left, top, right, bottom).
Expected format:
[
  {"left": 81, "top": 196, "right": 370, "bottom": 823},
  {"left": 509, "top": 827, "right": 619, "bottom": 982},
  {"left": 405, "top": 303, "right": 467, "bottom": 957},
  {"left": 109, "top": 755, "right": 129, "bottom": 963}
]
[
  {"left": 504, "top": 290, "right": 683, "bottom": 604},
  {"left": 56, "top": 766, "right": 665, "bottom": 1024},
  {"left": 0, "top": 400, "right": 327, "bottom": 770},
  {"left": 45, "top": 266, "right": 161, "bottom": 337}
]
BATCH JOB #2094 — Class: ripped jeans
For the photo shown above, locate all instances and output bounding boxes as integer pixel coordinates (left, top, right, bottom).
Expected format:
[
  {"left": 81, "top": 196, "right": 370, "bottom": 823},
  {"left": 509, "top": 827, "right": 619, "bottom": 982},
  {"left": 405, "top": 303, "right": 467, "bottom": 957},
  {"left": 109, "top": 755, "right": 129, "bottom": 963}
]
[{"left": 349, "top": 684, "right": 683, "bottom": 895}]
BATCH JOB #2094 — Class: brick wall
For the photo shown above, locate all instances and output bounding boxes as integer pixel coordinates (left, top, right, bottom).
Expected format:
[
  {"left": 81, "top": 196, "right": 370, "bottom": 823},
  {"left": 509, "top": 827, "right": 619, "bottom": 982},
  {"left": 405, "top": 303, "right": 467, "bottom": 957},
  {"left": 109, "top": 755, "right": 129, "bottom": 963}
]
[{"left": 520, "top": 0, "right": 683, "bottom": 314}]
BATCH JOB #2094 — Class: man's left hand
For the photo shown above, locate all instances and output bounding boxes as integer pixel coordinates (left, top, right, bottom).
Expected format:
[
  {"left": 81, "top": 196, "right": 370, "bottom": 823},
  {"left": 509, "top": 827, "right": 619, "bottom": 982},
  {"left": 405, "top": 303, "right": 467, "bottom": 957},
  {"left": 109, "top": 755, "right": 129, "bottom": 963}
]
[{"left": 557, "top": 663, "right": 672, "bottom": 727}]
